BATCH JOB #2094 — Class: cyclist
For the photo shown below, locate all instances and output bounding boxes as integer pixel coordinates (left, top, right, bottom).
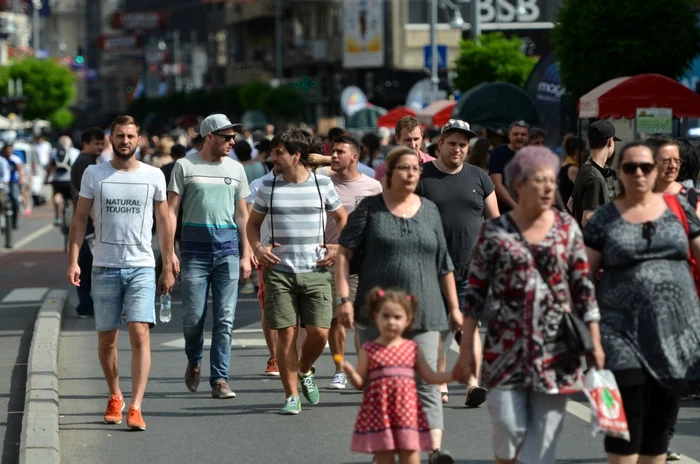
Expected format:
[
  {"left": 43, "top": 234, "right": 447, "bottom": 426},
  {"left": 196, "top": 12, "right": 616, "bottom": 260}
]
[{"left": 46, "top": 136, "right": 80, "bottom": 226}]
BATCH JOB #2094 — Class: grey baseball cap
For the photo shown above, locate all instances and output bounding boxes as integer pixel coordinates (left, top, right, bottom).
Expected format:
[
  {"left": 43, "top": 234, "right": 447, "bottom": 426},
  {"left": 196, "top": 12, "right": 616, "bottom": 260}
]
[{"left": 199, "top": 114, "right": 242, "bottom": 137}]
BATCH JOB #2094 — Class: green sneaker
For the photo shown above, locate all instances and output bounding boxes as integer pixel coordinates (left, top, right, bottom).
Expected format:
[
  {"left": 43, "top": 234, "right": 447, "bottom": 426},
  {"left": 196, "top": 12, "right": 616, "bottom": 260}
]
[
  {"left": 298, "top": 367, "right": 320, "bottom": 404},
  {"left": 280, "top": 395, "right": 301, "bottom": 415}
]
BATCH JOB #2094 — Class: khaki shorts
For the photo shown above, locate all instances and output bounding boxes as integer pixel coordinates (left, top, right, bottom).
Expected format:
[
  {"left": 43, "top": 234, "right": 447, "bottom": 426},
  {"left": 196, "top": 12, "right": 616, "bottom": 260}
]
[
  {"left": 328, "top": 266, "right": 359, "bottom": 318},
  {"left": 263, "top": 268, "right": 333, "bottom": 330}
]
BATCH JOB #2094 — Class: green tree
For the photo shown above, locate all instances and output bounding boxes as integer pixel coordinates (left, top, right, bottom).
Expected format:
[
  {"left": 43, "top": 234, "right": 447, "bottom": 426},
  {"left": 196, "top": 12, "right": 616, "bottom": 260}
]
[
  {"left": 264, "top": 85, "right": 305, "bottom": 118},
  {"left": 0, "top": 57, "right": 76, "bottom": 120},
  {"left": 552, "top": 0, "right": 700, "bottom": 99},
  {"left": 453, "top": 32, "right": 537, "bottom": 92},
  {"left": 49, "top": 107, "right": 75, "bottom": 129},
  {"left": 238, "top": 80, "right": 271, "bottom": 112}
]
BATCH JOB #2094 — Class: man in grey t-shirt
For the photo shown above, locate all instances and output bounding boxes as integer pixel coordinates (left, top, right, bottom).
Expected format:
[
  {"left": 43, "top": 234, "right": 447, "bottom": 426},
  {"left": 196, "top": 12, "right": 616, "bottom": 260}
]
[{"left": 247, "top": 129, "right": 347, "bottom": 415}]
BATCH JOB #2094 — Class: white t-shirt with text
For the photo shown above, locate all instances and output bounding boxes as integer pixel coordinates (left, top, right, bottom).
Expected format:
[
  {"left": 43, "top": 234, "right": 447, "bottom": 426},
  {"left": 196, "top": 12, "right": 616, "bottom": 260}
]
[{"left": 79, "top": 161, "right": 167, "bottom": 268}]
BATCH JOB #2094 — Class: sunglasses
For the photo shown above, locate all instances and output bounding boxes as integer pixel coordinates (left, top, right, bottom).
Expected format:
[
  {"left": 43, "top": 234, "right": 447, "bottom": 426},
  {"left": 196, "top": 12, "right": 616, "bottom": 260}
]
[
  {"left": 621, "top": 162, "right": 655, "bottom": 175},
  {"left": 212, "top": 132, "right": 236, "bottom": 142}
]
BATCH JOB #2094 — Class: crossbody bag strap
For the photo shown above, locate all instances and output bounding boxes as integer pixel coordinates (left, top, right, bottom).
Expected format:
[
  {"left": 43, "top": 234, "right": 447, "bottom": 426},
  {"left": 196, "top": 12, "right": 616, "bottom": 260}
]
[
  {"left": 506, "top": 214, "right": 570, "bottom": 307},
  {"left": 312, "top": 171, "right": 326, "bottom": 246},
  {"left": 269, "top": 175, "right": 277, "bottom": 245}
]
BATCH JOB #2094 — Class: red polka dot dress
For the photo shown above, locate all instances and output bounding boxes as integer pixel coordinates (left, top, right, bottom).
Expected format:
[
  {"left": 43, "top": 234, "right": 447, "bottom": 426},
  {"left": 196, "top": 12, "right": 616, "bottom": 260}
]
[{"left": 351, "top": 339, "right": 432, "bottom": 453}]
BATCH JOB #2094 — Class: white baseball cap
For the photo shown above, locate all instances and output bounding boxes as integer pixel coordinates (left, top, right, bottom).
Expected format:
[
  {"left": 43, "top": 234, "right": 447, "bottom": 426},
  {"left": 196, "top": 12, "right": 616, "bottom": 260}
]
[{"left": 199, "top": 114, "right": 242, "bottom": 137}]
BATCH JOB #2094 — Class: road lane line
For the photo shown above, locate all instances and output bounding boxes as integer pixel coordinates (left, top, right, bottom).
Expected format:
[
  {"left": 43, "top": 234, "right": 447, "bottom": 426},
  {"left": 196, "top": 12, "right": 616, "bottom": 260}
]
[{"left": 0, "top": 223, "right": 54, "bottom": 254}]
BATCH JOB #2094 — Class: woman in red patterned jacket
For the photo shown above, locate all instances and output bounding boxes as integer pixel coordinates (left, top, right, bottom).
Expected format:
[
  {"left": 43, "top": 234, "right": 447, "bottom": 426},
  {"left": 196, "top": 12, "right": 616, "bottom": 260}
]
[{"left": 453, "top": 146, "right": 604, "bottom": 464}]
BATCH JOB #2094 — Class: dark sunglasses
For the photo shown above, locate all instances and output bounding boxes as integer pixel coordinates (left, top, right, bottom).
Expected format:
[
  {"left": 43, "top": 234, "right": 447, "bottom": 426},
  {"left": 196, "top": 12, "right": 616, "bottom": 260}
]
[
  {"left": 212, "top": 132, "right": 236, "bottom": 142},
  {"left": 621, "top": 162, "right": 655, "bottom": 175}
]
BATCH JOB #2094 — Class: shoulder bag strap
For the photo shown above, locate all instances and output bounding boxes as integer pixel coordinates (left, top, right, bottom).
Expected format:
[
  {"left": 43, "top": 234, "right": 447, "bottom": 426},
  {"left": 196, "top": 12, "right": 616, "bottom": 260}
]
[
  {"left": 312, "top": 171, "right": 326, "bottom": 246},
  {"left": 664, "top": 192, "right": 689, "bottom": 235},
  {"left": 269, "top": 175, "right": 277, "bottom": 245}
]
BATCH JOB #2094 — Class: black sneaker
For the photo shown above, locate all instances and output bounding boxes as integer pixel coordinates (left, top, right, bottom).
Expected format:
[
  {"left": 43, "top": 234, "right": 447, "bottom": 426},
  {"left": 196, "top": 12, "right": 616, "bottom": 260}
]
[
  {"left": 185, "top": 363, "right": 201, "bottom": 392},
  {"left": 429, "top": 449, "right": 455, "bottom": 464}
]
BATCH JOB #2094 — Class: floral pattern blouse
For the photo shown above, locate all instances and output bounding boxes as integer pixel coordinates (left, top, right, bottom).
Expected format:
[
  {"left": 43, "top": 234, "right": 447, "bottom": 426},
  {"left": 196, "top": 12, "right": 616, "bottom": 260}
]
[{"left": 463, "top": 209, "right": 600, "bottom": 394}]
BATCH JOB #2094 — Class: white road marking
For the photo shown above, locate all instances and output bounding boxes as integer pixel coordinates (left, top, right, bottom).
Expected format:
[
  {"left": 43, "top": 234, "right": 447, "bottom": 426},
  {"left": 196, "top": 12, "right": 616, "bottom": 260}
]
[
  {"left": 1, "top": 287, "right": 49, "bottom": 303},
  {"left": 0, "top": 224, "right": 54, "bottom": 254}
]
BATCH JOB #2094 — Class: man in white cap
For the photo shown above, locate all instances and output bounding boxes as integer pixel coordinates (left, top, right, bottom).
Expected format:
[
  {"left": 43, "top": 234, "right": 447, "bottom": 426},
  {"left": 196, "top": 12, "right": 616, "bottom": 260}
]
[
  {"left": 167, "top": 114, "right": 252, "bottom": 399},
  {"left": 417, "top": 119, "right": 499, "bottom": 410}
]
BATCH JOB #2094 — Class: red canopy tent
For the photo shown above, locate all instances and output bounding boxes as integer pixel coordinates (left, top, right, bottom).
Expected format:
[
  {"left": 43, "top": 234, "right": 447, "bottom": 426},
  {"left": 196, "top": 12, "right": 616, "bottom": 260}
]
[
  {"left": 377, "top": 106, "right": 417, "bottom": 128},
  {"left": 417, "top": 100, "right": 456, "bottom": 127},
  {"left": 578, "top": 73, "right": 700, "bottom": 119}
]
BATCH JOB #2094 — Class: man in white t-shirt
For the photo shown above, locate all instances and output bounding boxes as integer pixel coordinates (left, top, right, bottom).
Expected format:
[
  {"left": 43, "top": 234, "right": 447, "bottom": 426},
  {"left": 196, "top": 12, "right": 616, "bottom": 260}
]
[
  {"left": 247, "top": 129, "right": 347, "bottom": 415},
  {"left": 325, "top": 135, "right": 382, "bottom": 390},
  {"left": 67, "top": 115, "right": 175, "bottom": 432}
]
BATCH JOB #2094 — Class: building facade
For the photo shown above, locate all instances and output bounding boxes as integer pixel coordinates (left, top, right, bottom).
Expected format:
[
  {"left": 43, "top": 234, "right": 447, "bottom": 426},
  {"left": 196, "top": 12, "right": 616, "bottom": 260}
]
[{"left": 207, "top": 0, "right": 562, "bottom": 120}]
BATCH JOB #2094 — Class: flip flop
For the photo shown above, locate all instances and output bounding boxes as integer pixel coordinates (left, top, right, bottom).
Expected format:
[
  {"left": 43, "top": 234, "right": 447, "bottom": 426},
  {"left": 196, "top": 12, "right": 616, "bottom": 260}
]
[{"left": 465, "top": 386, "right": 488, "bottom": 407}]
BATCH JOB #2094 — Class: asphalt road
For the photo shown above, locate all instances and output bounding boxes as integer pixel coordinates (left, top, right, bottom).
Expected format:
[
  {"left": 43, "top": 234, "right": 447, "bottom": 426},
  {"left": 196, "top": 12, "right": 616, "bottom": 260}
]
[{"left": 2, "top": 199, "right": 699, "bottom": 464}]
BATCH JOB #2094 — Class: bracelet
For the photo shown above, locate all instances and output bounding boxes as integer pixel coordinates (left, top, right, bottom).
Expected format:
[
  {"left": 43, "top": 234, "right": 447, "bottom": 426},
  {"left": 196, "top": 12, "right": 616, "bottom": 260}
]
[{"left": 254, "top": 244, "right": 264, "bottom": 253}]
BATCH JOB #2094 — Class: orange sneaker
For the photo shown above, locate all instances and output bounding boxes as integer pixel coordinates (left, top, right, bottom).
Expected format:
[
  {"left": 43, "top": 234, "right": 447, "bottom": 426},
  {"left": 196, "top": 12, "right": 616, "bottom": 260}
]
[
  {"left": 126, "top": 405, "right": 146, "bottom": 431},
  {"left": 264, "top": 356, "right": 280, "bottom": 376},
  {"left": 103, "top": 394, "right": 125, "bottom": 424}
]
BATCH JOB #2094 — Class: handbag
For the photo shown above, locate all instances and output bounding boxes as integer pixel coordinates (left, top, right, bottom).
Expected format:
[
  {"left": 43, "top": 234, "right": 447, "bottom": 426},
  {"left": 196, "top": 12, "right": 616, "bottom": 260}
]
[{"left": 510, "top": 216, "right": 594, "bottom": 357}]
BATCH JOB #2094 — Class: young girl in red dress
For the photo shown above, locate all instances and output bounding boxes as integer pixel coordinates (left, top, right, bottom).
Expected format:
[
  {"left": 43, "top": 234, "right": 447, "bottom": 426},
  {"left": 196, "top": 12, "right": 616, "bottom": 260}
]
[{"left": 342, "top": 287, "right": 454, "bottom": 464}]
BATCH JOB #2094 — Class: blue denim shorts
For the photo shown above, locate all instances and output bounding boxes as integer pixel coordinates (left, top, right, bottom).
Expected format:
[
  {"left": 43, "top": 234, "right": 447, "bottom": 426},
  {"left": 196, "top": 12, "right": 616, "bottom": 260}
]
[{"left": 91, "top": 266, "right": 157, "bottom": 332}]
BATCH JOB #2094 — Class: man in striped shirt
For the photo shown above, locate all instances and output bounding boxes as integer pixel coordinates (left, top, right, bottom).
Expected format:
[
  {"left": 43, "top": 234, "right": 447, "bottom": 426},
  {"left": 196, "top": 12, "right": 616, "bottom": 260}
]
[{"left": 247, "top": 129, "right": 347, "bottom": 415}]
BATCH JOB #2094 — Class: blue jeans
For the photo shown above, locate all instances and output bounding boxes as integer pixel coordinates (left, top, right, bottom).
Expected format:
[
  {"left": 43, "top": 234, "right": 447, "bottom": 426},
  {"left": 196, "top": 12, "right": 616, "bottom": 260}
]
[
  {"left": 181, "top": 254, "right": 240, "bottom": 387},
  {"left": 91, "top": 267, "right": 156, "bottom": 332}
]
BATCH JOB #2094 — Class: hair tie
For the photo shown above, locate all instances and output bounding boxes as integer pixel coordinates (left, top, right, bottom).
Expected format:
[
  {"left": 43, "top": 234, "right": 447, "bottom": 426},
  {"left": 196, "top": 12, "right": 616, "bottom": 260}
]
[
  {"left": 377, "top": 289, "right": 385, "bottom": 297},
  {"left": 406, "top": 295, "right": 413, "bottom": 301}
]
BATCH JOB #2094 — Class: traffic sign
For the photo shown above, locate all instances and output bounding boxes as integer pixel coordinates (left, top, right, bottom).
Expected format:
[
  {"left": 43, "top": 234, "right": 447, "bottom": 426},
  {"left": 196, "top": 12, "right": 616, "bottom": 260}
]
[{"left": 424, "top": 44, "right": 448, "bottom": 70}]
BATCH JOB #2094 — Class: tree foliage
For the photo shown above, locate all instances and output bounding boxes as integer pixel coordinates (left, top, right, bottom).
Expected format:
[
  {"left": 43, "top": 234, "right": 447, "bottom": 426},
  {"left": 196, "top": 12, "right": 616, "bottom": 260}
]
[
  {"left": 49, "top": 107, "right": 75, "bottom": 129},
  {"left": 128, "top": 81, "right": 306, "bottom": 123},
  {"left": 0, "top": 57, "right": 76, "bottom": 120},
  {"left": 453, "top": 32, "right": 537, "bottom": 92},
  {"left": 552, "top": 0, "right": 700, "bottom": 98}
]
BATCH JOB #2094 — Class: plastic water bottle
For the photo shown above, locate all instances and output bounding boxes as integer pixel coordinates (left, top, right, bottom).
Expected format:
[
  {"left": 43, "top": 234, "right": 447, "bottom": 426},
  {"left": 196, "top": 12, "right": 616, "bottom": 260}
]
[{"left": 159, "top": 294, "right": 172, "bottom": 323}]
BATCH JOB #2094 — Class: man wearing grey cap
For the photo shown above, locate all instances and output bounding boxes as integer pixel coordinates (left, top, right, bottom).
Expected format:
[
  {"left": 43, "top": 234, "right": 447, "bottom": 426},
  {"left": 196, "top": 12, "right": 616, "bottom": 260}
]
[
  {"left": 417, "top": 119, "right": 499, "bottom": 410},
  {"left": 570, "top": 120, "right": 621, "bottom": 227},
  {"left": 167, "top": 114, "right": 252, "bottom": 399}
]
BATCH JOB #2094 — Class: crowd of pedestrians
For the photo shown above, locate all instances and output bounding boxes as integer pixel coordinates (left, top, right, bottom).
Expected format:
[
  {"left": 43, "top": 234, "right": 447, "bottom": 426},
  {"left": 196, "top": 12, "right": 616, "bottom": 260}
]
[{"left": 64, "top": 111, "right": 700, "bottom": 464}]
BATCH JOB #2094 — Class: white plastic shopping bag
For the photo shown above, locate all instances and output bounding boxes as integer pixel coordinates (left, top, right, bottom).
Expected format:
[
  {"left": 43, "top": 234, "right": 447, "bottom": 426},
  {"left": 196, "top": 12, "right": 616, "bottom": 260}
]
[{"left": 583, "top": 368, "right": 631, "bottom": 441}]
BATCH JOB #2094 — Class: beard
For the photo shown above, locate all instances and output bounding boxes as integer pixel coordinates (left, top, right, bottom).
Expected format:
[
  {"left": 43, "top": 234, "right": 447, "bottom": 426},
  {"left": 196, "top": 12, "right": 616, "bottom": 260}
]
[{"left": 112, "top": 143, "right": 137, "bottom": 160}]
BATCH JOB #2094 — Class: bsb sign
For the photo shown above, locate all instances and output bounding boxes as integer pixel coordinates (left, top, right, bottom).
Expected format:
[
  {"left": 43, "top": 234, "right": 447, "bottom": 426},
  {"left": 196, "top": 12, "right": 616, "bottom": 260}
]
[{"left": 479, "top": 0, "right": 543, "bottom": 23}]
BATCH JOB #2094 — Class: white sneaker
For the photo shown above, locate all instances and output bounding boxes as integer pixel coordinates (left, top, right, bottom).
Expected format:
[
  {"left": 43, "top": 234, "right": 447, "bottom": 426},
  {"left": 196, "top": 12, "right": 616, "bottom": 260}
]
[{"left": 328, "top": 371, "right": 347, "bottom": 389}]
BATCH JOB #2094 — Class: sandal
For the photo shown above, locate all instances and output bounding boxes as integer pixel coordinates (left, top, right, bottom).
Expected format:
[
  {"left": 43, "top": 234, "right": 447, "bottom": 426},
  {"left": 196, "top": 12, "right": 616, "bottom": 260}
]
[{"left": 465, "top": 386, "right": 488, "bottom": 407}]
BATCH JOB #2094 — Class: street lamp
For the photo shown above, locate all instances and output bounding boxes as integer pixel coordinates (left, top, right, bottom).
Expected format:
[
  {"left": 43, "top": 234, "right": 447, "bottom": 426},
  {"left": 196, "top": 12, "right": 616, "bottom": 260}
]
[{"left": 429, "top": 0, "right": 477, "bottom": 98}]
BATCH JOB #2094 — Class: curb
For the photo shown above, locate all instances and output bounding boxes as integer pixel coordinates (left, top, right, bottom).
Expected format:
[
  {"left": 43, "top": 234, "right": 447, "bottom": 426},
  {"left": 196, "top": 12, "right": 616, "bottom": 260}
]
[{"left": 19, "top": 289, "right": 68, "bottom": 464}]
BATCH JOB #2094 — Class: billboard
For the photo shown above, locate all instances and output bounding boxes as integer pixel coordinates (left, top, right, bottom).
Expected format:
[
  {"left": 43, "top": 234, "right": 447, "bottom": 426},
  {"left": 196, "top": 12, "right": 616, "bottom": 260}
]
[
  {"left": 343, "top": 0, "right": 384, "bottom": 69},
  {"left": 524, "top": 51, "right": 566, "bottom": 147}
]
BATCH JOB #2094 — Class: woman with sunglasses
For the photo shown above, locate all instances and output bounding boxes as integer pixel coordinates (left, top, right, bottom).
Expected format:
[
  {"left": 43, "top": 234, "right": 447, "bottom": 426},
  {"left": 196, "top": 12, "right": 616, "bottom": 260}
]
[
  {"left": 335, "top": 146, "right": 463, "bottom": 464},
  {"left": 583, "top": 142, "right": 700, "bottom": 464}
]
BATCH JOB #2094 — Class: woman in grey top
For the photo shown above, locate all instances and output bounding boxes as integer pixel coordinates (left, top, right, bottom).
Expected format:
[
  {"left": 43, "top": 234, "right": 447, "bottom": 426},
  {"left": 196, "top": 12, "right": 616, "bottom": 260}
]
[
  {"left": 336, "top": 146, "right": 462, "bottom": 464},
  {"left": 583, "top": 142, "right": 700, "bottom": 464}
]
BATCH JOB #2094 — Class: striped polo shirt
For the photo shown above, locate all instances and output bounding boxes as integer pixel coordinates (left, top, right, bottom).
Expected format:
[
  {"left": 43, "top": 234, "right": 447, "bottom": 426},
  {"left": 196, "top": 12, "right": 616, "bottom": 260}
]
[
  {"left": 168, "top": 153, "right": 250, "bottom": 259},
  {"left": 253, "top": 171, "right": 342, "bottom": 273}
]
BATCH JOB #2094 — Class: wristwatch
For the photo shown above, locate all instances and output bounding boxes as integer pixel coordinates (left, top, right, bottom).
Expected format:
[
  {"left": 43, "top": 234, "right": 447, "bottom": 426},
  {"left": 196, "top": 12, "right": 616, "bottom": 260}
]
[{"left": 334, "top": 296, "right": 351, "bottom": 306}]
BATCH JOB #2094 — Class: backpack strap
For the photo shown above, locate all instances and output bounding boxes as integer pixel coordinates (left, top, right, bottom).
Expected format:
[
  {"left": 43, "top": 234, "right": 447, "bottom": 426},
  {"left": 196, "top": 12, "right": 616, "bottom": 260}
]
[{"left": 663, "top": 192, "right": 689, "bottom": 235}]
